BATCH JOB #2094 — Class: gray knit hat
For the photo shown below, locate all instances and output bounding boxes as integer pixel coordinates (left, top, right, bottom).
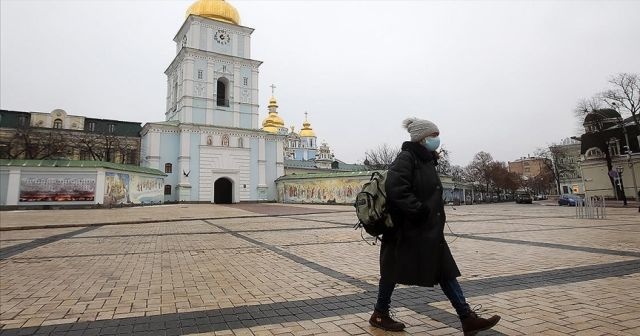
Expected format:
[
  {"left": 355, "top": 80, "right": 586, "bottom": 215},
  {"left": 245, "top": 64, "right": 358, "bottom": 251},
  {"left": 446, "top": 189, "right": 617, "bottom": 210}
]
[{"left": 402, "top": 118, "right": 439, "bottom": 142}]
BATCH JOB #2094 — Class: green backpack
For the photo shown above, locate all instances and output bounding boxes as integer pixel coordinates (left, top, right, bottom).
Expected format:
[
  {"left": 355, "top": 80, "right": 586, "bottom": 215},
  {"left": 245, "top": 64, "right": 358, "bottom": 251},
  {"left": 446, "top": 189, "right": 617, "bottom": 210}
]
[{"left": 353, "top": 171, "right": 394, "bottom": 239}]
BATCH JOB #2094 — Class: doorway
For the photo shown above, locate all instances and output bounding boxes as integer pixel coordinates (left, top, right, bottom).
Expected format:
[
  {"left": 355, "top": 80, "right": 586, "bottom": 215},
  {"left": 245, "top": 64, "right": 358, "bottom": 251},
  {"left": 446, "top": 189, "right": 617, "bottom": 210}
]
[{"left": 214, "top": 177, "right": 233, "bottom": 204}]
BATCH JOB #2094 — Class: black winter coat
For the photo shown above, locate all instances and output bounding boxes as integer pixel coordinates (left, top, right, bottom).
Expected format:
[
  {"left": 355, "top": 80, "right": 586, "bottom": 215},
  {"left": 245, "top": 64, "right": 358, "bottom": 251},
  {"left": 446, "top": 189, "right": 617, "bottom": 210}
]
[{"left": 380, "top": 141, "right": 461, "bottom": 287}]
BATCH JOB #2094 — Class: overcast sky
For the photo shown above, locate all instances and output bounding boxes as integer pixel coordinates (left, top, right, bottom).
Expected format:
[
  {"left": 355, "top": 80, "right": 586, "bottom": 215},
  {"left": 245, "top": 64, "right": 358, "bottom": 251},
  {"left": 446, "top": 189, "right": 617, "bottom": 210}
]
[{"left": 2, "top": 0, "right": 639, "bottom": 166}]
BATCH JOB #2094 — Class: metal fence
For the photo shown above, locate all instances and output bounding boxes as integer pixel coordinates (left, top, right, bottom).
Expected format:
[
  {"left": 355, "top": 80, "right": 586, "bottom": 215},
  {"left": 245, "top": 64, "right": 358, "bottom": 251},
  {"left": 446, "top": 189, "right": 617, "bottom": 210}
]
[{"left": 576, "top": 195, "right": 606, "bottom": 219}]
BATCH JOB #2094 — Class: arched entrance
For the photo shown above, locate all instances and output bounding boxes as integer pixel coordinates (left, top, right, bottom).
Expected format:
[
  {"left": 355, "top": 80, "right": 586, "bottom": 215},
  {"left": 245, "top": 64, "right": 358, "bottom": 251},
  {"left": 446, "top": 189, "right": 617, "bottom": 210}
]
[{"left": 214, "top": 178, "right": 233, "bottom": 204}]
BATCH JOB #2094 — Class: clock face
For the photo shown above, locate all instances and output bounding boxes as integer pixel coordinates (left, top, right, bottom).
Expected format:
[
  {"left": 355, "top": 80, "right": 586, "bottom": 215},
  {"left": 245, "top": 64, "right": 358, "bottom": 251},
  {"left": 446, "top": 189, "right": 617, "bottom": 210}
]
[{"left": 214, "top": 29, "right": 230, "bottom": 45}]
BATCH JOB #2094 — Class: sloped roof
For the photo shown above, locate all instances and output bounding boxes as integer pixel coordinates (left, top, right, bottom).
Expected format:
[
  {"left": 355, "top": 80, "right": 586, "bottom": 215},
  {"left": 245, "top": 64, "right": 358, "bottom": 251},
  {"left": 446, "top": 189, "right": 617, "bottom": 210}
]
[
  {"left": 0, "top": 160, "right": 166, "bottom": 176},
  {"left": 276, "top": 170, "right": 380, "bottom": 181},
  {"left": 283, "top": 159, "right": 366, "bottom": 171},
  {"left": 583, "top": 108, "right": 621, "bottom": 123}
]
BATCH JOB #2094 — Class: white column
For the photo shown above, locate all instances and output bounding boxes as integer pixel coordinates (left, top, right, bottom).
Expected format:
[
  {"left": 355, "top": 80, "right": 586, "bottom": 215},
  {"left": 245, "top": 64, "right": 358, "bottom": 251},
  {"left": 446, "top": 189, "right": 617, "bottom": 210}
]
[
  {"left": 276, "top": 139, "right": 285, "bottom": 178},
  {"left": 6, "top": 169, "right": 21, "bottom": 205},
  {"left": 148, "top": 131, "right": 161, "bottom": 170},
  {"left": 177, "top": 130, "right": 192, "bottom": 201},
  {"left": 245, "top": 34, "right": 251, "bottom": 58},
  {"left": 233, "top": 64, "right": 240, "bottom": 127},
  {"left": 183, "top": 60, "right": 194, "bottom": 123},
  {"left": 95, "top": 170, "right": 106, "bottom": 205},
  {"left": 191, "top": 21, "right": 201, "bottom": 50},
  {"left": 251, "top": 69, "right": 260, "bottom": 129},
  {"left": 258, "top": 137, "right": 266, "bottom": 188}
]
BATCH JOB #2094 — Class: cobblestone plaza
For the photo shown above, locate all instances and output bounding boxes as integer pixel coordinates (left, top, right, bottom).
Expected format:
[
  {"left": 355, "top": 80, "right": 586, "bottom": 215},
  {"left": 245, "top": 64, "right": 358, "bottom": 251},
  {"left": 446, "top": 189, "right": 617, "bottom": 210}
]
[{"left": 1, "top": 203, "right": 639, "bottom": 335}]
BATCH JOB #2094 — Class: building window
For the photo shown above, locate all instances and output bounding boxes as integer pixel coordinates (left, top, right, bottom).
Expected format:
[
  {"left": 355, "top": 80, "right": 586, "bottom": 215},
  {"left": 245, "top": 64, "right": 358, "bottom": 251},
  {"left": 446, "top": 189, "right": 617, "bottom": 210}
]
[
  {"left": 53, "top": 118, "right": 63, "bottom": 129},
  {"left": 88, "top": 122, "right": 96, "bottom": 132},
  {"left": 608, "top": 138, "right": 620, "bottom": 156},
  {"left": 217, "top": 77, "right": 229, "bottom": 106},
  {"left": 237, "top": 137, "right": 244, "bottom": 148},
  {"left": 108, "top": 124, "right": 115, "bottom": 133},
  {"left": 197, "top": 70, "right": 203, "bottom": 79},
  {"left": 585, "top": 147, "right": 604, "bottom": 159},
  {"left": 165, "top": 163, "right": 173, "bottom": 173},
  {"left": 243, "top": 77, "right": 248, "bottom": 86},
  {"left": 222, "top": 134, "right": 229, "bottom": 147},
  {"left": 164, "top": 185, "right": 172, "bottom": 195}
]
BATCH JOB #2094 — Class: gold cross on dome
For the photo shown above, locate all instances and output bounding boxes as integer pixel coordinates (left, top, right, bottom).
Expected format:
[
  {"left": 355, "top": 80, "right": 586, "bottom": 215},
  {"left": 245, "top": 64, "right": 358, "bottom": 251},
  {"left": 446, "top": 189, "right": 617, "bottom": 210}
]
[{"left": 270, "top": 84, "right": 276, "bottom": 96}]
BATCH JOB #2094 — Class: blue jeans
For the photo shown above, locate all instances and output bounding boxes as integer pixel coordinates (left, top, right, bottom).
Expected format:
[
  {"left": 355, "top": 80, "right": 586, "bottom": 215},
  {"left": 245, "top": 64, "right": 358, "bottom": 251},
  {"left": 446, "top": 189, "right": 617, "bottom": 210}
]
[{"left": 375, "top": 277, "right": 471, "bottom": 319}]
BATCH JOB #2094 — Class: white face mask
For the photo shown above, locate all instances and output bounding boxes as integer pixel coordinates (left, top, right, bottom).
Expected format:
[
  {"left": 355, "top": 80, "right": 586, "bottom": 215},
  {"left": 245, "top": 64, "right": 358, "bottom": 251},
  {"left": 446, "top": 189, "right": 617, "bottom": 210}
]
[{"left": 423, "top": 136, "right": 440, "bottom": 151}]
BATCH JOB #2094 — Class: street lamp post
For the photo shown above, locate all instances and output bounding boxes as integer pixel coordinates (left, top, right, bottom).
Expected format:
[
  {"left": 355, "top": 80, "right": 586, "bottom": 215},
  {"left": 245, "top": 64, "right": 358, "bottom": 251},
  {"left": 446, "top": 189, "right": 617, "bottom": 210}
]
[{"left": 616, "top": 166, "right": 627, "bottom": 206}]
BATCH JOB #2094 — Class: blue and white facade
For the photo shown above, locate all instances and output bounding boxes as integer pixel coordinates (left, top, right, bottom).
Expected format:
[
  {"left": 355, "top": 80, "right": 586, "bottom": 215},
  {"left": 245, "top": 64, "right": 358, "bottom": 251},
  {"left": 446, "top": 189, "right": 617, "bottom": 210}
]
[{"left": 140, "top": 14, "right": 285, "bottom": 203}]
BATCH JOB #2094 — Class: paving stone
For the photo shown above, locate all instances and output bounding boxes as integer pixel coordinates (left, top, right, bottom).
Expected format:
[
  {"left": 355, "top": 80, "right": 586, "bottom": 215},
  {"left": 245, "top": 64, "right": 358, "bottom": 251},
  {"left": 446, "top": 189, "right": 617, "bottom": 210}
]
[{"left": 1, "top": 204, "right": 638, "bottom": 335}]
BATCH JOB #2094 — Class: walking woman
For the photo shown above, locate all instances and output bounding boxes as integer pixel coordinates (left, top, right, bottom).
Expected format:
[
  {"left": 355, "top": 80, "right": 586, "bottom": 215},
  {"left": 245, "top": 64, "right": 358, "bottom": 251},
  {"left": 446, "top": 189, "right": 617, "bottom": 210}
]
[{"left": 369, "top": 118, "right": 501, "bottom": 336}]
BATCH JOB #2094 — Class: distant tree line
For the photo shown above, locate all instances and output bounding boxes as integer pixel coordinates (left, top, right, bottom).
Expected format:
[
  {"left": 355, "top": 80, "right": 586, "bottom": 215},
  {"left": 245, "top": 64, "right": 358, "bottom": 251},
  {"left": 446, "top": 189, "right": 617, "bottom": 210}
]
[
  {"left": 362, "top": 145, "right": 556, "bottom": 201},
  {"left": 0, "top": 123, "right": 139, "bottom": 164}
]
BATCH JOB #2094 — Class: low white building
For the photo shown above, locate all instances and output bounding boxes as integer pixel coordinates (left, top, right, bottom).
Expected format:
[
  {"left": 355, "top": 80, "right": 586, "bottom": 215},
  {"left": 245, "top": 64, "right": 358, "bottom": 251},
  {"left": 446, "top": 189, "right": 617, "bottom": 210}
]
[{"left": 0, "top": 159, "right": 166, "bottom": 207}]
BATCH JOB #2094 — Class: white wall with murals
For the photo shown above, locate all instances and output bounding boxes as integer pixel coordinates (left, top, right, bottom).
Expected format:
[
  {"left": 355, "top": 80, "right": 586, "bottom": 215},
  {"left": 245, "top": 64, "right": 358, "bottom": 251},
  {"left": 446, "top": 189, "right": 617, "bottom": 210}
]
[{"left": 0, "top": 161, "right": 165, "bottom": 207}]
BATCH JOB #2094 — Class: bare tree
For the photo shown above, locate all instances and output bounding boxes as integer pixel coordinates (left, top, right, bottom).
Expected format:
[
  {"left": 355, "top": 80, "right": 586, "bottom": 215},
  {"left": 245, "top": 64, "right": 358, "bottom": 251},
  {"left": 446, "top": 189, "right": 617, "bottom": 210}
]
[
  {"left": 450, "top": 165, "right": 464, "bottom": 183},
  {"left": 465, "top": 151, "right": 494, "bottom": 201},
  {"left": 363, "top": 143, "right": 400, "bottom": 170},
  {"left": 574, "top": 96, "right": 604, "bottom": 118},
  {"left": 487, "top": 161, "right": 509, "bottom": 200},
  {"left": 74, "top": 132, "right": 133, "bottom": 163},
  {"left": 601, "top": 72, "right": 640, "bottom": 129},
  {"left": 535, "top": 147, "right": 575, "bottom": 195},
  {"left": 435, "top": 146, "right": 452, "bottom": 175},
  {"left": 7, "top": 127, "right": 69, "bottom": 160},
  {"left": 523, "top": 168, "right": 554, "bottom": 196}
]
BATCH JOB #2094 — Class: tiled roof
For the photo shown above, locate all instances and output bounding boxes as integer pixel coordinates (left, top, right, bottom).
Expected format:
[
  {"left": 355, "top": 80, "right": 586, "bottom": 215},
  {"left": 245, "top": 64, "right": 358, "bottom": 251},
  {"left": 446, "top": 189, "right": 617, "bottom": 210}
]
[
  {"left": 276, "top": 170, "right": 381, "bottom": 181},
  {"left": 283, "top": 159, "right": 366, "bottom": 171},
  {"left": 0, "top": 160, "right": 166, "bottom": 176}
]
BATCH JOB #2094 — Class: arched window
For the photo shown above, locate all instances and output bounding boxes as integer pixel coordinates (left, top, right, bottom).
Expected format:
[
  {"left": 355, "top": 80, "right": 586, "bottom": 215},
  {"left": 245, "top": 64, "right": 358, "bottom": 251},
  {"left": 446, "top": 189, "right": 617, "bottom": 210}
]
[
  {"left": 608, "top": 138, "right": 620, "bottom": 156},
  {"left": 237, "top": 137, "right": 244, "bottom": 148},
  {"left": 165, "top": 163, "right": 173, "bottom": 173},
  {"left": 53, "top": 119, "right": 63, "bottom": 129},
  {"left": 217, "top": 77, "right": 229, "bottom": 106},
  {"left": 222, "top": 134, "right": 229, "bottom": 147},
  {"left": 585, "top": 147, "right": 604, "bottom": 159}
]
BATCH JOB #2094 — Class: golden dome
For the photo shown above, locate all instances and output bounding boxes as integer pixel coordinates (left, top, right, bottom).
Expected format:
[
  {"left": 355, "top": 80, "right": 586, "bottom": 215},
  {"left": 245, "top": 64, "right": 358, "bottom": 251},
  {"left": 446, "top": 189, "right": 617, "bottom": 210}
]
[
  {"left": 262, "top": 114, "right": 285, "bottom": 133},
  {"left": 299, "top": 119, "right": 316, "bottom": 137},
  {"left": 262, "top": 96, "right": 285, "bottom": 133},
  {"left": 186, "top": 0, "right": 240, "bottom": 25}
]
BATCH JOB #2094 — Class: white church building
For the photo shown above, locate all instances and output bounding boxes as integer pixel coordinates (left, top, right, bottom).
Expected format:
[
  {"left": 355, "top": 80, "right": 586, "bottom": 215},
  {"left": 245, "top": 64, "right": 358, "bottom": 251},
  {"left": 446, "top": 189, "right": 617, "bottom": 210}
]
[{"left": 140, "top": 0, "right": 285, "bottom": 203}]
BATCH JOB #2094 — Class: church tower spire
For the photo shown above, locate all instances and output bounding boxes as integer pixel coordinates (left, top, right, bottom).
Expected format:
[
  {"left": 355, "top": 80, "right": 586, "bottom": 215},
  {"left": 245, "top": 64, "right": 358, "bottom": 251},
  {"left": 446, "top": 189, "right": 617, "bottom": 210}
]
[{"left": 262, "top": 84, "right": 287, "bottom": 134}]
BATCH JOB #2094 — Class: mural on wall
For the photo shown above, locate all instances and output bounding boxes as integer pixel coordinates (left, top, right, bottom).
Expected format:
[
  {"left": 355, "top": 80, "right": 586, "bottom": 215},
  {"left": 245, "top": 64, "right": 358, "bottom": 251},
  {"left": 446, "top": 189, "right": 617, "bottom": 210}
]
[
  {"left": 129, "top": 175, "right": 164, "bottom": 204},
  {"left": 279, "top": 178, "right": 363, "bottom": 204},
  {"left": 277, "top": 174, "right": 466, "bottom": 205},
  {"left": 104, "top": 172, "right": 130, "bottom": 205},
  {"left": 19, "top": 174, "right": 96, "bottom": 202}
]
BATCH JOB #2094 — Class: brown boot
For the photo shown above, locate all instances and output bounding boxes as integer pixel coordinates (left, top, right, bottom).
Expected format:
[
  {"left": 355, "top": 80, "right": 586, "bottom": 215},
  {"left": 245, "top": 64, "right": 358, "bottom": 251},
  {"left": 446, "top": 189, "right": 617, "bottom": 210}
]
[
  {"left": 369, "top": 309, "right": 406, "bottom": 331},
  {"left": 461, "top": 311, "right": 501, "bottom": 336}
]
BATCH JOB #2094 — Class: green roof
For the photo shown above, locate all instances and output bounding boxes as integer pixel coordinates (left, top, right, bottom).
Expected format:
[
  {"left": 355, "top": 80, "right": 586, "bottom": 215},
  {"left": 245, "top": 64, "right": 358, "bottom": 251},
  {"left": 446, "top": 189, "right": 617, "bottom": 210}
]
[
  {"left": 276, "top": 170, "right": 382, "bottom": 181},
  {"left": 0, "top": 159, "right": 166, "bottom": 177}
]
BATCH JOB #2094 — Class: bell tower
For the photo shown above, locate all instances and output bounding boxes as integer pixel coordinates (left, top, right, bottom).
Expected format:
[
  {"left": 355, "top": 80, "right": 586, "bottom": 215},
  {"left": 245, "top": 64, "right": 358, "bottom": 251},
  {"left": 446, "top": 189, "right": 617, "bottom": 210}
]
[{"left": 165, "top": 0, "right": 263, "bottom": 129}]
